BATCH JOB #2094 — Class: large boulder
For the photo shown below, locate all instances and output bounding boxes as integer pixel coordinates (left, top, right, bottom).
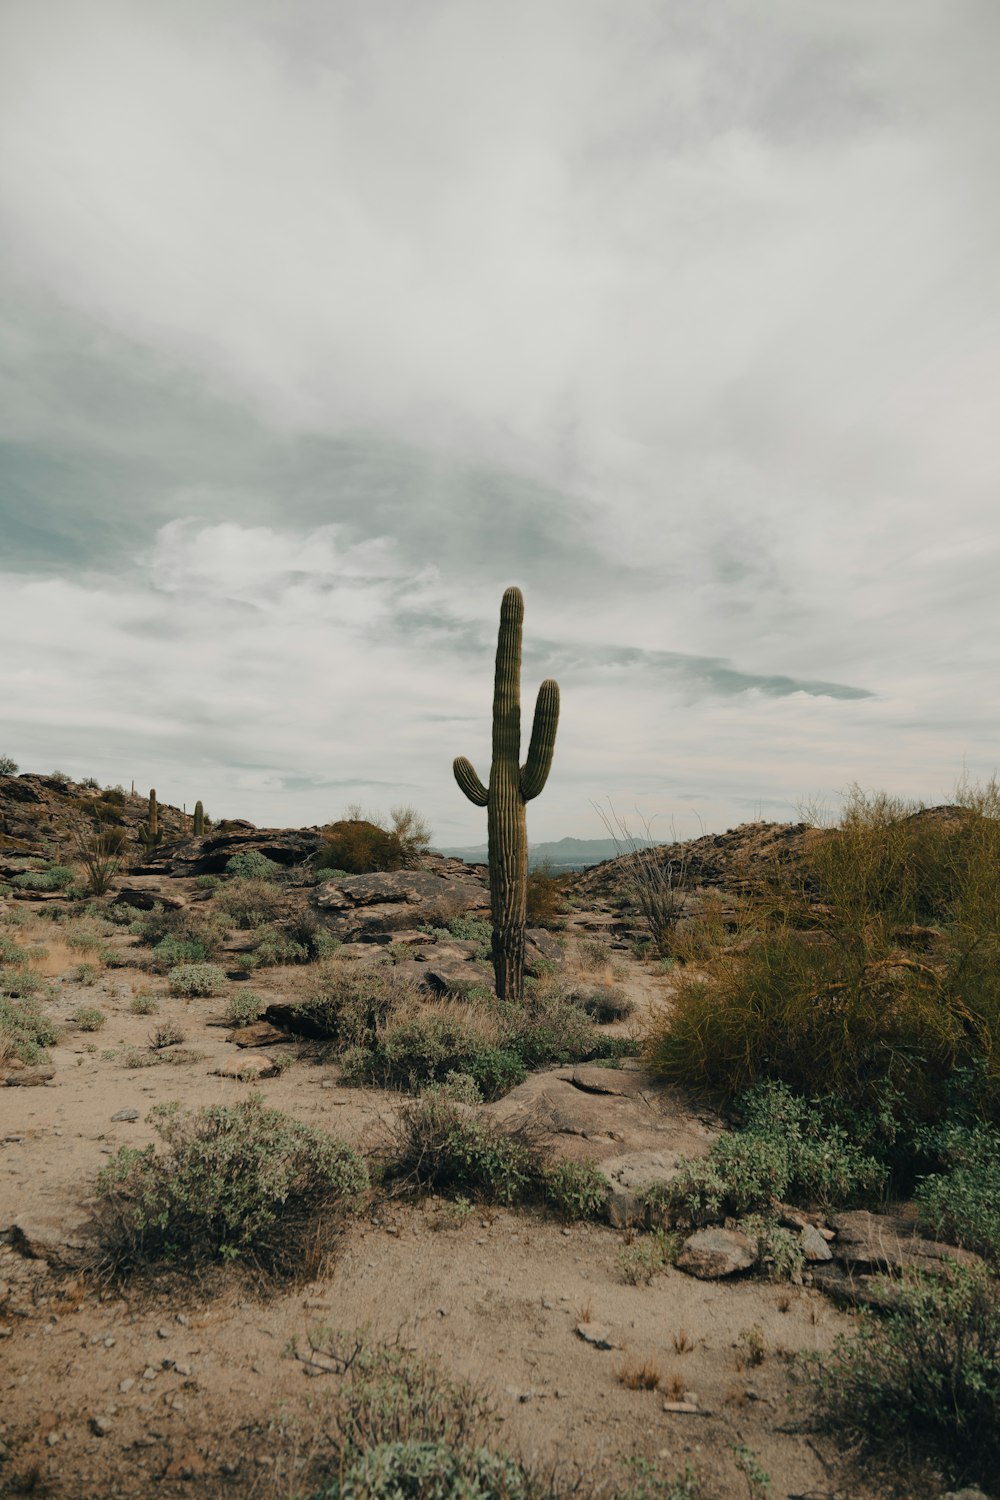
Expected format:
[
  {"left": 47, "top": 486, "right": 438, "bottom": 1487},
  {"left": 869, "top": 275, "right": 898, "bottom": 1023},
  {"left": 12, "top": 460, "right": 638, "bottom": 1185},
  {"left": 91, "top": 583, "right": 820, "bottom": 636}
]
[{"left": 314, "top": 867, "right": 488, "bottom": 939}]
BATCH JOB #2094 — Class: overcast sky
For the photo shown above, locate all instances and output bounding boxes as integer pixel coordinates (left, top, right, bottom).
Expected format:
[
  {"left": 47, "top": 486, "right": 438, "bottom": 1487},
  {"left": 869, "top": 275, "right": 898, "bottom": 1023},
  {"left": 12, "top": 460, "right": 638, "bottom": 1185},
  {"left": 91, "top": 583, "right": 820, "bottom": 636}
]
[{"left": 2, "top": 0, "right": 997, "bottom": 845}]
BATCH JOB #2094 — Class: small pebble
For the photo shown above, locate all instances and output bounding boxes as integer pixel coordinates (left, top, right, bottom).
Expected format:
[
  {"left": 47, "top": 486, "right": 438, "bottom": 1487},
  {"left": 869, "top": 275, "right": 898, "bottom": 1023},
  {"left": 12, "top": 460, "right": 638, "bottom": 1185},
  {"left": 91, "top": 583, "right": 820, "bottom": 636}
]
[
  {"left": 156, "top": 1326, "right": 171, "bottom": 1339},
  {"left": 119, "top": 1379, "right": 134, "bottom": 1394}
]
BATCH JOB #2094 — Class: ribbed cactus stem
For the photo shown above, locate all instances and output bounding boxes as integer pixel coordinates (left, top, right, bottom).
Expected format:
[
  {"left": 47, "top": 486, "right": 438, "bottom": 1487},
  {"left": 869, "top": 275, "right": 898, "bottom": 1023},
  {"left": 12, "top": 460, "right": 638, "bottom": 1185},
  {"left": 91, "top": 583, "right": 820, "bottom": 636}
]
[
  {"left": 453, "top": 587, "right": 559, "bottom": 1003},
  {"left": 148, "top": 789, "right": 158, "bottom": 839},
  {"left": 193, "top": 800, "right": 204, "bottom": 837}
]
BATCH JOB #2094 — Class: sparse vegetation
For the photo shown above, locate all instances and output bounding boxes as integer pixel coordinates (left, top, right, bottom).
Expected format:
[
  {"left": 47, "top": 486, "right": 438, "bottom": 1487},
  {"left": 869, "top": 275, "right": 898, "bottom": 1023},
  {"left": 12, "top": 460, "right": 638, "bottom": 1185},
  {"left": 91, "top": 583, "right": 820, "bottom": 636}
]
[
  {"left": 315, "top": 805, "right": 432, "bottom": 875},
  {"left": 167, "top": 962, "right": 227, "bottom": 997},
  {"left": 0, "top": 991, "right": 58, "bottom": 1064},
  {"left": 93, "top": 1098, "right": 369, "bottom": 1276},
  {"left": 224, "top": 850, "right": 280, "bottom": 880},
  {"left": 808, "top": 1261, "right": 1000, "bottom": 1488},
  {"left": 223, "top": 990, "right": 266, "bottom": 1028}
]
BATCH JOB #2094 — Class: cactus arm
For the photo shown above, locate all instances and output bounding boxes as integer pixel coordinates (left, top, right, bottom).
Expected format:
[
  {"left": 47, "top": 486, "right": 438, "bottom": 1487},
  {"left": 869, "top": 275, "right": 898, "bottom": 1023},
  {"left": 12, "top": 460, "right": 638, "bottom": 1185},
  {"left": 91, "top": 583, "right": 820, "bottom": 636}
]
[
  {"left": 454, "top": 756, "right": 489, "bottom": 807},
  {"left": 520, "top": 679, "right": 559, "bottom": 801}
]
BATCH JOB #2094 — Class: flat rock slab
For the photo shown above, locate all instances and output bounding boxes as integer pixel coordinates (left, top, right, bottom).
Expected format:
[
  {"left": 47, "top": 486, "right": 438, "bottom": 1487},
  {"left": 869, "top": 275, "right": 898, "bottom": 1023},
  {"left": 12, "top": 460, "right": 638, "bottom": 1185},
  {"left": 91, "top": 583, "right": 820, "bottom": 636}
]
[
  {"left": 676, "top": 1228, "right": 757, "bottom": 1280},
  {"left": 3, "top": 1067, "right": 56, "bottom": 1087},
  {"left": 210, "top": 1055, "right": 280, "bottom": 1080},
  {"left": 575, "top": 1323, "right": 620, "bottom": 1350},
  {"left": 828, "top": 1210, "right": 983, "bottom": 1273},
  {"left": 0, "top": 1214, "right": 93, "bottom": 1269},
  {"left": 314, "top": 870, "right": 487, "bottom": 938},
  {"left": 228, "top": 1021, "right": 289, "bottom": 1049},
  {"left": 113, "top": 883, "right": 187, "bottom": 911}
]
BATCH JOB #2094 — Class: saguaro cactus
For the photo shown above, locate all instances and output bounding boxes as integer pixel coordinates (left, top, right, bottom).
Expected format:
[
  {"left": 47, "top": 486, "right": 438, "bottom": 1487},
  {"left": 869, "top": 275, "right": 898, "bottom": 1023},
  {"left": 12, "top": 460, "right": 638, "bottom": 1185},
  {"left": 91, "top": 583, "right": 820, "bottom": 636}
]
[
  {"left": 193, "top": 800, "right": 205, "bottom": 837},
  {"left": 148, "top": 789, "right": 158, "bottom": 840},
  {"left": 454, "top": 587, "right": 559, "bottom": 1003}
]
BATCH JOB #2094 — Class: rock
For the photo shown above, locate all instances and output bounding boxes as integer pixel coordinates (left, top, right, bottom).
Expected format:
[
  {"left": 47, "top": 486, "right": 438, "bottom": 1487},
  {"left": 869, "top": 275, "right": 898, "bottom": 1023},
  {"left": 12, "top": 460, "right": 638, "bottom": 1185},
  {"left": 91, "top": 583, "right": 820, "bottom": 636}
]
[
  {"left": 113, "top": 884, "right": 187, "bottom": 912},
  {"left": 676, "top": 1228, "right": 757, "bottom": 1279},
  {"left": 164, "top": 1449, "right": 207, "bottom": 1480},
  {"left": 525, "top": 929, "right": 565, "bottom": 967},
  {"left": 228, "top": 1021, "right": 289, "bottom": 1049},
  {"left": 111, "top": 1107, "right": 140, "bottom": 1122},
  {"left": 3, "top": 1067, "right": 55, "bottom": 1087},
  {"left": 421, "top": 956, "right": 494, "bottom": 997},
  {"left": 800, "top": 1224, "right": 834, "bottom": 1262},
  {"left": 209, "top": 1055, "right": 279, "bottom": 1080},
  {"left": 487, "top": 1069, "right": 720, "bottom": 1180},
  {"left": 90, "top": 1415, "right": 111, "bottom": 1437},
  {"left": 314, "top": 868, "right": 487, "bottom": 939},
  {"left": 661, "top": 1401, "right": 708, "bottom": 1415},
  {"left": 828, "top": 1210, "right": 984, "bottom": 1274},
  {"left": 575, "top": 1322, "right": 620, "bottom": 1350},
  {"left": 150, "top": 826, "right": 324, "bottom": 877},
  {"left": 0, "top": 1215, "right": 91, "bottom": 1268},
  {"left": 943, "top": 1490, "right": 991, "bottom": 1500},
  {"left": 809, "top": 1263, "right": 906, "bottom": 1312}
]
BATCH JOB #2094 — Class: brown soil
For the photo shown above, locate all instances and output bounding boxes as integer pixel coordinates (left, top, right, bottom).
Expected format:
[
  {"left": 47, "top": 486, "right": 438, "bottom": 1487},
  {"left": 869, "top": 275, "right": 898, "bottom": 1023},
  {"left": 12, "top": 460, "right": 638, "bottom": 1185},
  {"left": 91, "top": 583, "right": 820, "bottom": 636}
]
[{"left": 0, "top": 882, "right": 916, "bottom": 1499}]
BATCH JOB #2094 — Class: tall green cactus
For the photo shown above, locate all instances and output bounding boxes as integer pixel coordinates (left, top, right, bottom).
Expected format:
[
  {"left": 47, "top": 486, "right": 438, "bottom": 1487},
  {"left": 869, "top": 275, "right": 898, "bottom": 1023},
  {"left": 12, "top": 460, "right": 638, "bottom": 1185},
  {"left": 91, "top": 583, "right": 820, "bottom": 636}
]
[
  {"left": 454, "top": 587, "right": 559, "bottom": 1003},
  {"left": 193, "top": 800, "right": 205, "bottom": 837},
  {"left": 148, "top": 788, "right": 158, "bottom": 841}
]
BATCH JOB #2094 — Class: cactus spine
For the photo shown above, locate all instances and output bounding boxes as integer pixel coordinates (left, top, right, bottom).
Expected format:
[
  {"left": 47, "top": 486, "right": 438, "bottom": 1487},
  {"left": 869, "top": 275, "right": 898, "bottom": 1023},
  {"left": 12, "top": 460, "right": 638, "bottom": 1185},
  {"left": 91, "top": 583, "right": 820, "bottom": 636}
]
[
  {"left": 193, "top": 800, "right": 204, "bottom": 837},
  {"left": 454, "top": 587, "right": 559, "bottom": 1003}
]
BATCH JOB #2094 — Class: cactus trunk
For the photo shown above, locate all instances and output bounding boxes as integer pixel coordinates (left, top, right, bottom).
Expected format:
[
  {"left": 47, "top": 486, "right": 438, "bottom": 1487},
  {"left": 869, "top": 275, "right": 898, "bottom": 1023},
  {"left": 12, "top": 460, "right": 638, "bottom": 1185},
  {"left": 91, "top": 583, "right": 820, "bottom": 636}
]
[
  {"left": 454, "top": 587, "right": 559, "bottom": 1004},
  {"left": 148, "top": 789, "right": 158, "bottom": 839},
  {"left": 193, "top": 800, "right": 204, "bottom": 837}
]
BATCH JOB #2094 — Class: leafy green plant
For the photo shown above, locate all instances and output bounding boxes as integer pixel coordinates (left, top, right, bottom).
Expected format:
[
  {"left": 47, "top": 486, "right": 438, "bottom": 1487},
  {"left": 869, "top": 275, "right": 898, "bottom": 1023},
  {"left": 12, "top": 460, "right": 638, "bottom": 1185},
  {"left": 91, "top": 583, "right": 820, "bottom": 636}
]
[
  {"left": 195, "top": 873, "right": 221, "bottom": 891},
  {"left": 92, "top": 1098, "right": 369, "bottom": 1276},
  {"left": 542, "top": 1159, "right": 607, "bottom": 1221},
  {"left": 385, "top": 1092, "right": 536, "bottom": 1205},
  {"left": 618, "top": 1228, "right": 680, "bottom": 1285},
  {"left": 807, "top": 1261, "right": 1000, "bottom": 1487},
  {"left": 223, "top": 991, "right": 266, "bottom": 1028},
  {"left": 72, "top": 962, "right": 100, "bottom": 986},
  {"left": 0, "top": 754, "right": 18, "bottom": 775},
  {"left": 643, "top": 1082, "right": 884, "bottom": 1228},
  {"left": 216, "top": 876, "right": 283, "bottom": 929},
  {"left": 73, "top": 1006, "right": 106, "bottom": 1030},
  {"left": 0, "top": 992, "right": 58, "bottom": 1064},
  {"left": 225, "top": 850, "right": 280, "bottom": 880},
  {"left": 915, "top": 1123, "right": 1000, "bottom": 1261},
  {"left": 167, "top": 962, "right": 227, "bottom": 997},
  {"left": 128, "top": 993, "right": 159, "bottom": 1015},
  {"left": 12, "top": 864, "right": 76, "bottom": 892},
  {"left": 343, "top": 1013, "right": 527, "bottom": 1100}
]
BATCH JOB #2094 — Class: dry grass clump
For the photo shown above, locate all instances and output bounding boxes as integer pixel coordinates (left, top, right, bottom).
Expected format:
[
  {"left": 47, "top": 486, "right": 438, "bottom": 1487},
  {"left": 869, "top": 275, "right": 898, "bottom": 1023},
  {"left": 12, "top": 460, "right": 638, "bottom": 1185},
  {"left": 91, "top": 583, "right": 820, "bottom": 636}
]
[
  {"left": 648, "top": 783, "right": 1000, "bottom": 1126},
  {"left": 615, "top": 1355, "right": 662, "bottom": 1391}
]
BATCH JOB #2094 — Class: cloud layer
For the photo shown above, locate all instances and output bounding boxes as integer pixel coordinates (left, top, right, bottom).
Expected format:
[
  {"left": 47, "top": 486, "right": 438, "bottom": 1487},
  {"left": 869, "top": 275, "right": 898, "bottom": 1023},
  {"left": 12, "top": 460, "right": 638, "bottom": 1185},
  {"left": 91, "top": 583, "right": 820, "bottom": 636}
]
[{"left": 1, "top": 1, "right": 997, "bottom": 839}]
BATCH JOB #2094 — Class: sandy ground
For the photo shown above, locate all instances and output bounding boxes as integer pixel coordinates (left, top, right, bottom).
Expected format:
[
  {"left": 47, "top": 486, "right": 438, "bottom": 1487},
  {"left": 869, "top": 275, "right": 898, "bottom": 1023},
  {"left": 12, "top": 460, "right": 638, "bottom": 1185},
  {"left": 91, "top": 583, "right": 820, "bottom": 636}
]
[{"left": 0, "top": 909, "right": 911, "bottom": 1499}]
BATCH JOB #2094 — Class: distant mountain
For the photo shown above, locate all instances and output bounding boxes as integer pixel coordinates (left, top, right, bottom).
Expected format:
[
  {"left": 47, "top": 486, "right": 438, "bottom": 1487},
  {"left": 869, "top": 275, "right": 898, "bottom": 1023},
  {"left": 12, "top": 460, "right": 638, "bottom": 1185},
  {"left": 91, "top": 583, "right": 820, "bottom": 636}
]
[{"left": 433, "top": 835, "right": 658, "bottom": 873}]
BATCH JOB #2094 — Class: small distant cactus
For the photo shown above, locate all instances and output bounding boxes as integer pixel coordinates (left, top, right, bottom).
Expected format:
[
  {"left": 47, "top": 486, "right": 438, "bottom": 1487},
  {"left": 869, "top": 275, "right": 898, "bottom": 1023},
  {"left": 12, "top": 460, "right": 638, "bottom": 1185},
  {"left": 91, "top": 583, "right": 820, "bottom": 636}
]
[
  {"left": 138, "top": 788, "right": 162, "bottom": 852},
  {"left": 453, "top": 587, "right": 559, "bottom": 1003},
  {"left": 193, "top": 800, "right": 205, "bottom": 837}
]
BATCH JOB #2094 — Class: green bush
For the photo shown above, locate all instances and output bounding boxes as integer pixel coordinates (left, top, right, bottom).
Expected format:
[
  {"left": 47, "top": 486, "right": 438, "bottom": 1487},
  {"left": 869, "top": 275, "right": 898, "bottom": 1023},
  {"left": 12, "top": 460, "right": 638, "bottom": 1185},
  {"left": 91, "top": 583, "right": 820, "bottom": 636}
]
[
  {"left": 293, "top": 963, "right": 420, "bottom": 1050},
  {"left": 237, "top": 924, "right": 308, "bottom": 969},
  {"left": 502, "top": 998, "right": 601, "bottom": 1068},
  {"left": 648, "top": 785, "right": 1000, "bottom": 1132},
  {"left": 566, "top": 984, "right": 634, "bottom": 1023},
  {"left": 224, "top": 850, "right": 280, "bottom": 880},
  {"left": 93, "top": 1098, "right": 368, "bottom": 1275},
  {"left": 542, "top": 1159, "right": 607, "bottom": 1221},
  {"left": 129, "top": 994, "right": 159, "bottom": 1016},
  {"left": 0, "top": 993, "right": 58, "bottom": 1064},
  {"left": 195, "top": 873, "right": 221, "bottom": 891},
  {"left": 915, "top": 1123, "right": 1000, "bottom": 1262},
  {"left": 809, "top": 1261, "right": 1000, "bottom": 1487},
  {"left": 73, "top": 1006, "right": 106, "bottom": 1030},
  {"left": 311, "top": 1440, "right": 532, "bottom": 1499},
  {"left": 151, "top": 934, "right": 214, "bottom": 971},
  {"left": 386, "top": 1093, "right": 536, "bottom": 1205},
  {"left": 167, "top": 962, "right": 227, "bottom": 997},
  {"left": 644, "top": 1082, "right": 885, "bottom": 1228},
  {"left": 12, "top": 864, "right": 76, "bottom": 892},
  {"left": 0, "top": 966, "right": 47, "bottom": 999},
  {"left": 223, "top": 991, "right": 266, "bottom": 1028},
  {"left": 344, "top": 1013, "right": 526, "bottom": 1100},
  {"left": 216, "top": 876, "right": 283, "bottom": 929},
  {"left": 0, "top": 934, "right": 31, "bottom": 966}
]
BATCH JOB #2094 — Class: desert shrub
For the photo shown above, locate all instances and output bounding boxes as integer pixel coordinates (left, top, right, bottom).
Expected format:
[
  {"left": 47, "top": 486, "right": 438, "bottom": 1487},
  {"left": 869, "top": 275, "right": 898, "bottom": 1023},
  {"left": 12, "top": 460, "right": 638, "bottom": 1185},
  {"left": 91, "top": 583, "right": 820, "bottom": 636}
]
[
  {"left": 566, "top": 984, "right": 634, "bottom": 1023},
  {"left": 150, "top": 1022, "right": 185, "bottom": 1049},
  {"left": 315, "top": 806, "right": 431, "bottom": 876},
  {"left": 386, "top": 1092, "right": 535, "bottom": 1204},
  {"left": 311, "top": 1441, "right": 532, "bottom": 1499},
  {"left": 151, "top": 934, "right": 213, "bottom": 971},
  {"left": 737, "top": 1213, "right": 806, "bottom": 1283},
  {"left": 648, "top": 785, "right": 1000, "bottom": 1134},
  {"left": 71, "top": 821, "right": 127, "bottom": 895},
  {"left": 644, "top": 1082, "right": 884, "bottom": 1229},
  {"left": 223, "top": 991, "right": 266, "bottom": 1028},
  {"left": 129, "top": 994, "right": 159, "bottom": 1015},
  {"left": 216, "top": 876, "right": 283, "bottom": 929},
  {"left": 167, "top": 962, "right": 227, "bottom": 998},
  {"left": 100, "top": 785, "right": 127, "bottom": 805},
  {"left": 119, "top": 1045, "right": 161, "bottom": 1069},
  {"left": 808, "top": 1261, "right": 1000, "bottom": 1487},
  {"left": 542, "top": 1159, "right": 607, "bottom": 1221},
  {"left": 0, "top": 754, "right": 18, "bottom": 775},
  {"left": 618, "top": 1228, "right": 680, "bottom": 1286},
  {"left": 237, "top": 924, "right": 308, "bottom": 969},
  {"left": 0, "top": 993, "right": 58, "bottom": 1064},
  {"left": 73, "top": 1005, "right": 106, "bottom": 1030},
  {"left": 502, "top": 997, "right": 601, "bottom": 1068},
  {"left": 224, "top": 850, "right": 280, "bottom": 880},
  {"left": 72, "top": 961, "right": 99, "bottom": 984},
  {"left": 915, "top": 1123, "right": 1000, "bottom": 1262},
  {"left": 0, "top": 934, "right": 30, "bottom": 966},
  {"left": 93, "top": 1097, "right": 369, "bottom": 1275},
  {"left": 343, "top": 1012, "right": 526, "bottom": 1100},
  {"left": 293, "top": 962, "right": 421, "bottom": 1049},
  {"left": 0, "top": 965, "right": 47, "bottom": 999},
  {"left": 526, "top": 860, "right": 568, "bottom": 927},
  {"left": 281, "top": 908, "right": 342, "bottom": 961},
  {"left": 12, "top": 864, "right": 76, "bottom": 892},
  {"left": 195, "top": 873, "right": 221, "bottom": 891}
]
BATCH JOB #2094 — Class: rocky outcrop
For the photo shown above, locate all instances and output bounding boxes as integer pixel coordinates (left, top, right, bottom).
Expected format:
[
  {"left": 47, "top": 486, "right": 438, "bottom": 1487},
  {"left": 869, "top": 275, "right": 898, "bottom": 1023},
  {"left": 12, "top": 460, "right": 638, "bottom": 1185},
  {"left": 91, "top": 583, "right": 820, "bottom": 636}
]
[
  {"left": 676, "top": 1227, "right": 758, "bottom": 1279},
  {"left": 140, "top": 826, "right": 325, "bottom": 877},
  {"left": 313, "top": 867, "right": 488, "bottom": 940}
]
